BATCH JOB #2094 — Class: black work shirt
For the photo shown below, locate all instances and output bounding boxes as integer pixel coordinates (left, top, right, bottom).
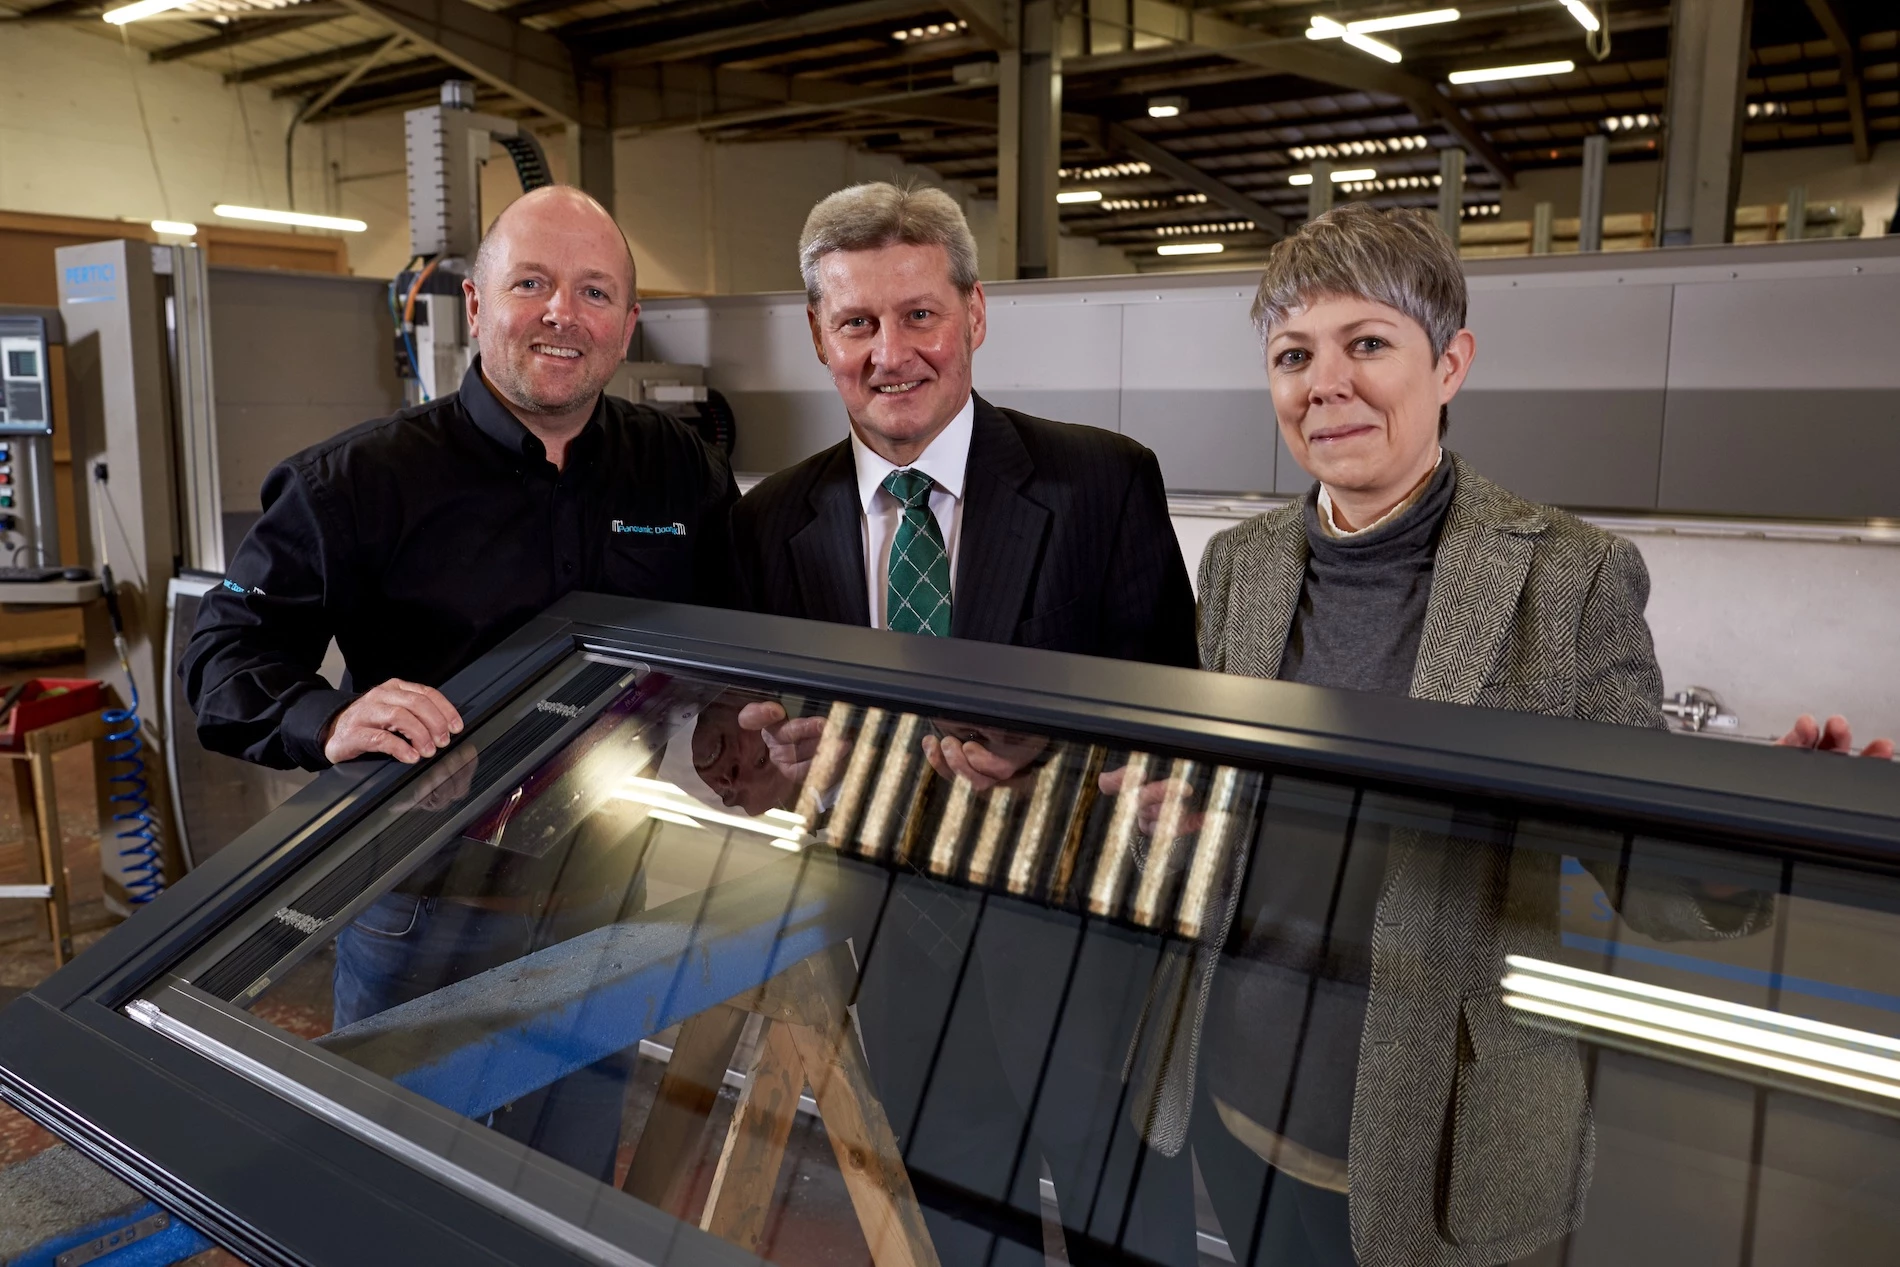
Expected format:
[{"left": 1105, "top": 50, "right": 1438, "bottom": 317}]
[{"left": 181, "top": 359, "right": 738, "bottom": 771}]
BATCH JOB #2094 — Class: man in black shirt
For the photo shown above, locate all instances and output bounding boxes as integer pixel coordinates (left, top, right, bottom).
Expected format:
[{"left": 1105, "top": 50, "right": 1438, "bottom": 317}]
[
  {"left": 181, "top": 185, "right": 735, "bottom": 1181},
  {"left": 183, "top": 185, "right": 734, "bottom": 768}
]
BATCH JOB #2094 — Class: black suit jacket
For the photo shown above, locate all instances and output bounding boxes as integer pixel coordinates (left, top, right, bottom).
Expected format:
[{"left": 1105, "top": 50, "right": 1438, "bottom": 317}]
[{"left": 731, "top": 394, "right": 1198, "bottom": 669}]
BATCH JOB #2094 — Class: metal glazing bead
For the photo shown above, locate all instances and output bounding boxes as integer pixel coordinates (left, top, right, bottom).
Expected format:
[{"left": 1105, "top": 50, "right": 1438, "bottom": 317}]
[
  {"left": 1006, "top": 750, "right": 1071, "bottom": 896},
  {"left": 966, "top": 784, "right": 1018, "bottom": 887},
  {"left": 928, "top": 776, "right": 979, "bottom": 876},
  {"left": 1131, "top": 758, "right": 1198, "bottom": 928},
  {"left": 859, "top": 713, "right": 925, "bottom": 858},
  {"left": 1088, "top": 752, "right": 1153, "bottom": 917},
  {"left": 1045, "top": 745, "right": 1106, "bottom": 903},
  {"left": 829, "top": 706, "right": 888, "bottom": 850},
  {"left": 793, "top": 701, "right": 858, "bottom": 832},
  {"left": 1176, "top": 766, "right": 1246, "bottom": 940}
]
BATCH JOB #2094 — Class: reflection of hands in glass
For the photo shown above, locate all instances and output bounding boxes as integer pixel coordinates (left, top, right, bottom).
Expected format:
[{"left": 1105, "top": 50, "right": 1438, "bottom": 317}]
[
  {"left": 733, "top": 700, "right": 828, "bottom": 783},
  {"left": 1778, "top": 714, "right": 1895, "bottom": 760},
  {"left": 1098, "top": 765, "right": 1202, "bottom": 836},
  {"left": 922, "top": 724, "right": 1050, "bottom": 792},
  {"left": 392, "top": 743, "right": 480, "bottom": 814}
]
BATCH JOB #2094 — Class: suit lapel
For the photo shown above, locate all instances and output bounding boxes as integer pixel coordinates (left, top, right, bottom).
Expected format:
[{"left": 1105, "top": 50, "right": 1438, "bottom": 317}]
[
  {"left": 951, "top": 397, "right": 1051, "bottom": 644},
  {"left": 787, "top": 442, "right": 871, "bottom": 627},
  {"left": 1409, "top": 457, "right": 1543, "bottom": 705},
  {"left": 1225, "top": 508, "right": 1307, "bottom": 680}
]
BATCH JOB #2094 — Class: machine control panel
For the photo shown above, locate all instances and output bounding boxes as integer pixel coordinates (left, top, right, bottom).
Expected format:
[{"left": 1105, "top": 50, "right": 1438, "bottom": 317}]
[{"left": 0, "top": 316, "right": 54, "bottom": 436}]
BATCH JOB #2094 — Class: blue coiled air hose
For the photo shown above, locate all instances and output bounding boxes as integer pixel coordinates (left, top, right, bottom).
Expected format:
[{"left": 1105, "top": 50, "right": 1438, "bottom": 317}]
[
  {"left": 101, "top": 668, "right": 164, "bottom": 904},
  {"left": 91, "top": 460, "right": 166, "bottom": 904}
]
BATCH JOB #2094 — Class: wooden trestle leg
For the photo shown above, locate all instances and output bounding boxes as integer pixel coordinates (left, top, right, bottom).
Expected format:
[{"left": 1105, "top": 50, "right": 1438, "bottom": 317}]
[
  {"left": 622, "top": 1002, "right": 748, "bottom": 1215},
  {"left": 629, "top": 943, "right": 941, "bottom": 1267}
]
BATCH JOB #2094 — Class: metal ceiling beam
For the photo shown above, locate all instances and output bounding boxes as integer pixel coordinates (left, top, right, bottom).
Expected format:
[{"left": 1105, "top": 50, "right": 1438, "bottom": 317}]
[
  {"left": 940, "top": 0, "right": 1005, "bottom": 50},
  {"left": 564, "top": 0, "right": 850, "bottom": 42},
  {"left": 334, "top": 0, "right": 583, "bottom": 123},
  {"left": 1119, "top": 0, "right": 1516, "bottom": 183},
  {"left": 1802, "top": 0, "right": 1870, "bottom": 161},
  {"left": 225, "top": 35, "right": 394, "bottom": 83},
  {"left": 613, "top": 64, "right": 1000, "bottom": 133},
  {"left": 591, "top": 0, "right": 926, "bottom": 69},
  {"left": 610, "top": 60, "right": 1278, "bottom": 236},
  {"left": 1095, "top": 119, "right": 1287, "bottom": 236},
  {"left": 300, "top": 62, "right": 460, "bottom": 118},
  {"left": 280, "top": 50, "right": 450, "bottom": 100},
  {"left": 146, "top": 8, "right": 342, "bottom": 60},
  {"left": 2, "top": 0, "right": 101, "bottom": 21}
]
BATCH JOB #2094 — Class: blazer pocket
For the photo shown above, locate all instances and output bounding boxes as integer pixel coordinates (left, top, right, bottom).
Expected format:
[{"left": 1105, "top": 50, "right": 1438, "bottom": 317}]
[
  {"left": 1442, "top": 991, "right": 1594, "bottom": 1251},
  {"left": 1014, "top": 595, "right": 1086, "bottom": 649}
]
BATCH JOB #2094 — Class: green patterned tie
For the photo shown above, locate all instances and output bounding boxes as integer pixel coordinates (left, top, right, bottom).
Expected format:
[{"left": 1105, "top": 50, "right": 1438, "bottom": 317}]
[{"left": 882, "top": 469, "right": 952, "bottom": 636}]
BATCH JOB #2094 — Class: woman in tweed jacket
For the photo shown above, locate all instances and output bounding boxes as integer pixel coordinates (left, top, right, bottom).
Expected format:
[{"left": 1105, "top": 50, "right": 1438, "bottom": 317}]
[{"left": 1185, "top": 205, "right": 1812, "bottom": 1267}]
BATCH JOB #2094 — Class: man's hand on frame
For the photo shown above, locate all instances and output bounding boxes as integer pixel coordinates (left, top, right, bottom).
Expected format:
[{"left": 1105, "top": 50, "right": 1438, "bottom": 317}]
[{"left": 323, "top": 679, "right": 464, "bottom": 765}]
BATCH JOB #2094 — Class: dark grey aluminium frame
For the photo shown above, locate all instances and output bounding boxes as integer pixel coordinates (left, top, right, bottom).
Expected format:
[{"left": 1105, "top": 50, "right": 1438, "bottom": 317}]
[{"left": 3, "top": 593, "right": 1899, "bottom": 1267}]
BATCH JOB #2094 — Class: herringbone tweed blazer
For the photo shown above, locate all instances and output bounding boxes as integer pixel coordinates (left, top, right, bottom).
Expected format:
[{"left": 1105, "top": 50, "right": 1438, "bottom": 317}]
[{"left": 1196, "top": 455, "right": 1764, "bottom": 1266}]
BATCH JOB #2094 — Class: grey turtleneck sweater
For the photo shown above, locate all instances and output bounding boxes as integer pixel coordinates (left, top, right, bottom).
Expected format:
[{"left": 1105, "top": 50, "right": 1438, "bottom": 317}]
[{"left": 1277, "top": 457, "right": 1459, "bottom": 696}]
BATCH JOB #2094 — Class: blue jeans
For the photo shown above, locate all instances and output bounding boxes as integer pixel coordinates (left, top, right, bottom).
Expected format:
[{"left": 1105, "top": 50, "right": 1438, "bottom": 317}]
[{"left": 334, "top": 891, "right": 633, "bottom": 1184}]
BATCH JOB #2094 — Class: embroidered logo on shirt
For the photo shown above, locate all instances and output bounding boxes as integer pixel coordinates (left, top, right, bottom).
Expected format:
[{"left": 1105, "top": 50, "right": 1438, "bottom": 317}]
[
  {"left": 221, "top": 578, "right": 266, "bottom": 597},
  {"left": 610, "top": 520, "right": 687, "bottom": 536}
]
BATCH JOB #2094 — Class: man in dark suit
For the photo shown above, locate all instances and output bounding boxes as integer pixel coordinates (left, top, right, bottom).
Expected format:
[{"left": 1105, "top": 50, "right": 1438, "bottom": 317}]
[{"left": 729, "top": 182, "right": 1200, "bottom": 1267}]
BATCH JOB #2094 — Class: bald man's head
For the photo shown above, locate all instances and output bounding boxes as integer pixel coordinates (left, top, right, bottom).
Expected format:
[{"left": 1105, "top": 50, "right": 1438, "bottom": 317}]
[
  {"left": 463, "top": 183, "right": 643, "bottom": 428},
  {"left": 470, "top": 185, "right": 637, "bottom": 305}
]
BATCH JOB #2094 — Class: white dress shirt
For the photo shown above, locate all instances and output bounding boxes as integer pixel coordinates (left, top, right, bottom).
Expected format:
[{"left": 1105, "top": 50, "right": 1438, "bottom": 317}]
[{"left": 849, "top": 395, "right": 975, "bottom": 630}]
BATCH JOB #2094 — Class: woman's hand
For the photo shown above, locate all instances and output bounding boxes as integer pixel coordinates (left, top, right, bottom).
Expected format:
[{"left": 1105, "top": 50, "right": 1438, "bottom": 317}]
[{"left": 1778, "top": 714, "right": 1894, "bottom": 760}]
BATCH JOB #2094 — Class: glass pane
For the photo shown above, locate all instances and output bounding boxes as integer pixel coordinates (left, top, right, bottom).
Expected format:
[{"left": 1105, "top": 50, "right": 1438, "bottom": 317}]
[{"left": 134, "top": 650, "right": 1900, "bottom": 1267}]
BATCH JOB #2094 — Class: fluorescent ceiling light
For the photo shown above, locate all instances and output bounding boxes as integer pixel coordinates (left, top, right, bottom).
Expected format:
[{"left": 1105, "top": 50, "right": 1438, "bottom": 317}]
[
  {"left": 151, "top": 220, "right": 198, "bottom": 236},
  {"left": 1289, "top": 168, "right": 1376, "bottom": 185},
  {"left": 1343, "top": 30, "right": 1402, "bottom": 61},
  {"left": 1343, "top": 7, "right": 1459, "bottom": 32},
  {"left": 1501, "top": 955, "right": 1900, "bottom": 1103},
  {"left": 1305, "top": 13, "right": 1410, "bottom": 59},
  {"left": 213, "top": 204, "right": 368, "bottom": 232},
  {"left": 646, "top": 808, "right": 704, "bottom": 829},
  {"left": 1056, "top": 190, "right": 1104, "bottom": 204},
  {"left": 102, "top": 0, "right": 189, "bottom": 23},
  {"left": 1147, "top": 95, "right": 1187, "bottom": 118},
  {"left": 613, "top": 778, "right": 807, "bottom": 849},
  {"left": 1448, "top": 59, "right": 1575, "bottom": 84},
  {"left": 1157, "top": 243, "right": 1224, "bottom": 256},
  {"left": 1559, "top": 0, "right": 1600, "bottom": 31}
]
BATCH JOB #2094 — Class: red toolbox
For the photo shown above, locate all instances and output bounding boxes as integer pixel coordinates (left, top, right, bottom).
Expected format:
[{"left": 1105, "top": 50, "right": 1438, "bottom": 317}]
[{"left": 0, "top": 678, "right": 105, "bottom": 750}]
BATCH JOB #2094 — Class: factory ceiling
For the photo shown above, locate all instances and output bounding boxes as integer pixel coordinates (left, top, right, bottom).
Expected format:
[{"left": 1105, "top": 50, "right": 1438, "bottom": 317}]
[{"left": 5, "top": 0, "right": 1894, "bottom": 266}]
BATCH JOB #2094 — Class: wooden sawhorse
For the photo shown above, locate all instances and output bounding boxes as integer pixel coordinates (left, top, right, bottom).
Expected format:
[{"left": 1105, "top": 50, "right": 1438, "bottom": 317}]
[
  {"left": 0, "top": 710, "right": 110, "bottom": 967},
  {"left": 622, "top": 943, "right": 940, "bottom": 1267}
]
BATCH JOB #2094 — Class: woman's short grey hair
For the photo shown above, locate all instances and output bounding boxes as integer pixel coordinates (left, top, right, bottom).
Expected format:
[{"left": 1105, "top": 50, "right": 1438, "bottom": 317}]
[
  {"left": 799, "top": 182, "right": 980, "bottom": 307},
  {"left": 1250, "top": 202, "right": 1467, "bottom": 360}
]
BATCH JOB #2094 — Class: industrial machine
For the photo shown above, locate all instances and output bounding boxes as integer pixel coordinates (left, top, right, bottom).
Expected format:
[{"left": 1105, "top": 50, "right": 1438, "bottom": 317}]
[
  {"left": 0, "top": 310, "right": 67, "bottom": 569},
  {"left": 393, "top": 80, "right": 553, "bottom": 404},
  {"left": 2, "top": 599, "right": 1900, "bottom": 1263}
]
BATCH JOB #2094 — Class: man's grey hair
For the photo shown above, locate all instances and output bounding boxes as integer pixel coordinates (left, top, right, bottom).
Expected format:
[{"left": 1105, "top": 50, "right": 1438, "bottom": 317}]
[
  {"left": 799, "top": 182, "right": 980, "bottom": 307},
  {"left": 1250, "top": 202, "right": 1466, "bottom": 360}
]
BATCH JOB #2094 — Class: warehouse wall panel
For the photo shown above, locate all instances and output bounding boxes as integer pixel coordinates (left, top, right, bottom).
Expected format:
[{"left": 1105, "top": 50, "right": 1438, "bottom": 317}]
[{"left": 1450, "top": 390, "right": 1666, "bottom": 508}]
